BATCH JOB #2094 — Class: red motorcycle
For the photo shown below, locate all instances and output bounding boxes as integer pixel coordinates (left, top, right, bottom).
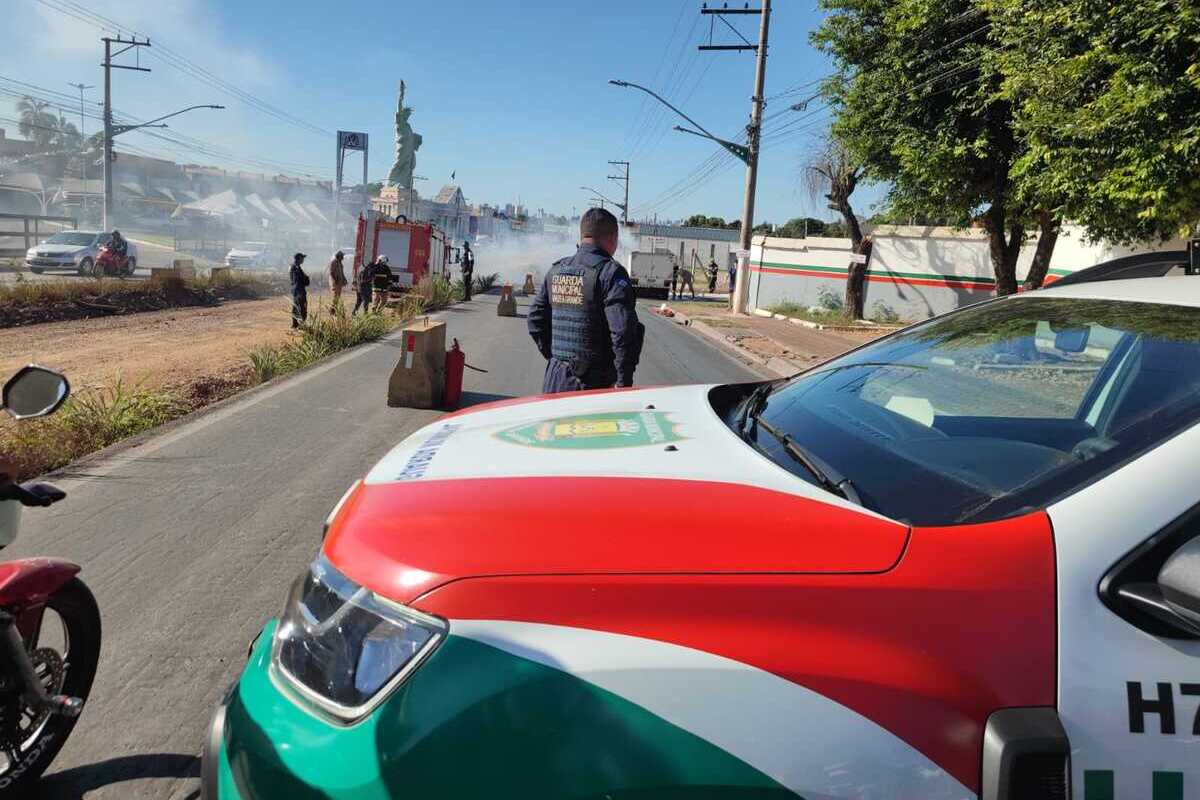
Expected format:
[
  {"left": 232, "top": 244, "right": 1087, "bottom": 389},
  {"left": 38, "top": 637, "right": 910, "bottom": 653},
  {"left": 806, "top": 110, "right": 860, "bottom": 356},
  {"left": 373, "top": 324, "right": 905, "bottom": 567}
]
[
  {"left": 0, "top": 367, "right": 100, "bottom": 792},
  {"left": 94, "top": 243, "right": 133, "bottom": 277}
]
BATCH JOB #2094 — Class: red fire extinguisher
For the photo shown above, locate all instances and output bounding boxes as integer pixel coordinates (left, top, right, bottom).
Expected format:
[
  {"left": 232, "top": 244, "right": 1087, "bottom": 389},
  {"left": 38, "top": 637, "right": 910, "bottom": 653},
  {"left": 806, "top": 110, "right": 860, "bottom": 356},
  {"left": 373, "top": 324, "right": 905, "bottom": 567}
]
[{"left": 444, "top": 338, "right": 465, "bottom": 408}]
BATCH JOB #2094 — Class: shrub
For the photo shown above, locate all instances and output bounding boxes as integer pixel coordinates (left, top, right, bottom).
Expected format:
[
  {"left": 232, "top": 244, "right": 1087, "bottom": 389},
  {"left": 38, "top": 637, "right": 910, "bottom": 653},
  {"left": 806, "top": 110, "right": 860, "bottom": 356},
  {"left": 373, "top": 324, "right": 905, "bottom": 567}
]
[
  {"left": 246, "top": 306, "right": 400, "bottom": 384},
  {"left": 473, "top": 272, "right": 500, "bottom": 294},
  {"left": 0, "top": 378, "right": 183, "bottom": 479},
  {"left": 414, "top": 276, "right": 460, "bottom": 309}
]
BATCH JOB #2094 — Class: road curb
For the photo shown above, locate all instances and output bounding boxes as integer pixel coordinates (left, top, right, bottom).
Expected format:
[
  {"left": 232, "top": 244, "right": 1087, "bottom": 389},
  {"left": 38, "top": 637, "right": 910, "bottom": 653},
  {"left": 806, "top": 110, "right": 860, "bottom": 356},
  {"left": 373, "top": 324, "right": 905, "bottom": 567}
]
[{"left": 655, "top": 308, "right": 787, "bottom": 379}]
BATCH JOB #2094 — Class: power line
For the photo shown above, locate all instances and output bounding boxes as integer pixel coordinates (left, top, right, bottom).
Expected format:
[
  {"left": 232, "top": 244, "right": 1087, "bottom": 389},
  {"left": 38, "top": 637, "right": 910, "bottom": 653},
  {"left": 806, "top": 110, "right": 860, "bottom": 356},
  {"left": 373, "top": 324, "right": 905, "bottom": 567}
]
[
  {"left": 32, "top": 0, "right": 331, "bottom": 137},
  {"left": 623, "top": 0, "right": 689, "bottom": 154},
  {"left": 2, "top": 74, "right": 331, "bottom": 176},
  {"left": 628, "top": 12, "right": 703, "bottom": 160}
]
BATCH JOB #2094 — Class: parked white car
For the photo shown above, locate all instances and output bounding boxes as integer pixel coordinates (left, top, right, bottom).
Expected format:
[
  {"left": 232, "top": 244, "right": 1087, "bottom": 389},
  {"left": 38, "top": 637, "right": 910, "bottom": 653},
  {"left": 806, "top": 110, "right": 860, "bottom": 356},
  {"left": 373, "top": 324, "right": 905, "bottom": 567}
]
[
  {"left": 25, "top": 231, "right": 137, "bottom": 276},
  {"left": 224, "top": 242, "right": 281, "bottom": 271}
]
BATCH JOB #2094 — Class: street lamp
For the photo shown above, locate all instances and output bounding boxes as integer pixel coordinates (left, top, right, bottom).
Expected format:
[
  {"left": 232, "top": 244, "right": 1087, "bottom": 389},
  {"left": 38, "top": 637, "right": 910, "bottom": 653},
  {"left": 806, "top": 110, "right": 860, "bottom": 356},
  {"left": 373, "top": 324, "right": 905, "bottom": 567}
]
[
  {"left": 103, "top": 104, "right": 224, "bottom": 229},
  {"left": 580, "top": 185, "right": 626, "bottom": 217},
  {"left": 609, "top": 79, "right": 749, "bottom": 164}
]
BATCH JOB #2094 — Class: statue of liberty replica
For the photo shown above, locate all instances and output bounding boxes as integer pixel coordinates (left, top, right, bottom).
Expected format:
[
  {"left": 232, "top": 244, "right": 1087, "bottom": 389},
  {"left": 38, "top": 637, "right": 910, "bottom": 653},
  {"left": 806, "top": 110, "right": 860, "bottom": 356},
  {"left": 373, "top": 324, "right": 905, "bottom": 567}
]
[{"left": 387, "top": 81, "right": 422, "bottom": 201}]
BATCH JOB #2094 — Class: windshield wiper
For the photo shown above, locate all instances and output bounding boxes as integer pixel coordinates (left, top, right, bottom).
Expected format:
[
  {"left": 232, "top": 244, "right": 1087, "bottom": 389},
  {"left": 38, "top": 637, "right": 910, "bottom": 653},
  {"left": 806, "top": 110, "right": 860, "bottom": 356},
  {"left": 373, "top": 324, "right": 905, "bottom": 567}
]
[
  {"left": 751, "top": 414, "right": 863, "bottom": 506},
  {"left": 735, "top": 382, "right": 775, "bottom": 435}
]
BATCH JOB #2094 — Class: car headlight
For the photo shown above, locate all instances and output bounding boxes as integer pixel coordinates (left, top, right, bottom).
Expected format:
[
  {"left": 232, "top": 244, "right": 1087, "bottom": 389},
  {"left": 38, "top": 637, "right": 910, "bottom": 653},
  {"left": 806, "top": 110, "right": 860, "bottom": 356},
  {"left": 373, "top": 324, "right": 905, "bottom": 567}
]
[{"left": 271, "top": 554, "right": 445, "bottom": 722}]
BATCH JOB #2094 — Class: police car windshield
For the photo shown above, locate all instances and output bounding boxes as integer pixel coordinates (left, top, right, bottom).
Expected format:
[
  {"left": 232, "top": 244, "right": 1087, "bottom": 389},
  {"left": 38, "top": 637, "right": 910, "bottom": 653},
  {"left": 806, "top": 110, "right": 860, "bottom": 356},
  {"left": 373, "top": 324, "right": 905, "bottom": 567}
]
[{"left": 747, "top": 296, "right": 1200, "bottom": 525}]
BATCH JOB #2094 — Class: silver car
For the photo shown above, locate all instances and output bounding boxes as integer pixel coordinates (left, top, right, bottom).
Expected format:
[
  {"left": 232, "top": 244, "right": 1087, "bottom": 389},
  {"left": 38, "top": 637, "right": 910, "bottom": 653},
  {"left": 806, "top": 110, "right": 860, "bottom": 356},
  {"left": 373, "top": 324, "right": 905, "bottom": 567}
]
[{"left": 25, "top": 231, "right": 138, "bottom": 276}]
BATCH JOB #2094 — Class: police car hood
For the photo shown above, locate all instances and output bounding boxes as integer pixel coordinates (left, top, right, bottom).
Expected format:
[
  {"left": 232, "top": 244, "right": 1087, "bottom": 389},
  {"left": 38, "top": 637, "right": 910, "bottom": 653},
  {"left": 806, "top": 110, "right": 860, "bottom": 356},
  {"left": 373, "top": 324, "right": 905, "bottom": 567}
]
[{"left": 323, "top": 385, "right": 908, "bottom": 603}]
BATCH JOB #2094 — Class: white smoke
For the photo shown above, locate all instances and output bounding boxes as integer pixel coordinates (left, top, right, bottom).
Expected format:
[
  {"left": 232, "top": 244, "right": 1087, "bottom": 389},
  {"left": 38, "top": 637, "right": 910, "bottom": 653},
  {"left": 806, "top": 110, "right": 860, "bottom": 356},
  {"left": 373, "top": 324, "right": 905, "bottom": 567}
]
[{"left": 472, "top": 230, "right": 573, "bottom": 287}]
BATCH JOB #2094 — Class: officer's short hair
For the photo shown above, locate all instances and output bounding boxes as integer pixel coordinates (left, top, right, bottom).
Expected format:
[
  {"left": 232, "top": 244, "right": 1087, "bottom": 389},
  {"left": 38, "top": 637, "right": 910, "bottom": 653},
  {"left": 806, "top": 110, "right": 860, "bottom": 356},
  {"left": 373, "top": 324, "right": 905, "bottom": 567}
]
[{"left": 580, "top": 207, "right": 618, "bottom": 241}]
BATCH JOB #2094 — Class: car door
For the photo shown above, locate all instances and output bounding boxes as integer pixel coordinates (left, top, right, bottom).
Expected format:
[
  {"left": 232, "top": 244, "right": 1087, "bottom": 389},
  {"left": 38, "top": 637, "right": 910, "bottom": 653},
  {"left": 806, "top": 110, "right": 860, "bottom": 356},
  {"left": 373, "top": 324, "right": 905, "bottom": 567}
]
[{"left": 1049, "top": 416, "right": 1200, "bottom": 800}]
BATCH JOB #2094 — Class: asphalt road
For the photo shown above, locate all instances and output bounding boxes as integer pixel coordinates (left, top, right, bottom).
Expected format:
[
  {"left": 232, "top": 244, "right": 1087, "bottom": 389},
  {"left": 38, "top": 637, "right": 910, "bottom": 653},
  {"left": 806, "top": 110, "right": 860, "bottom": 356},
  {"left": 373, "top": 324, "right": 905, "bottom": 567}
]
[
  {"left": 0, "top": 239, "right": 195, "bottom": 284},
  {"left": 9, "top": 291, "right": 765, "bottom": 799}
]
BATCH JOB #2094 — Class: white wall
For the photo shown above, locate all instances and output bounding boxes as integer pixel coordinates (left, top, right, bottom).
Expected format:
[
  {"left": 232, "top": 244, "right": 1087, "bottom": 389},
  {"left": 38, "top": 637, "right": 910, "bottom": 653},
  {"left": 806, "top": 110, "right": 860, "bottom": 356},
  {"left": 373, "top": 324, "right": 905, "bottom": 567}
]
[{"left": 749, "top": 225, "right": 1189, "bottom": 320}]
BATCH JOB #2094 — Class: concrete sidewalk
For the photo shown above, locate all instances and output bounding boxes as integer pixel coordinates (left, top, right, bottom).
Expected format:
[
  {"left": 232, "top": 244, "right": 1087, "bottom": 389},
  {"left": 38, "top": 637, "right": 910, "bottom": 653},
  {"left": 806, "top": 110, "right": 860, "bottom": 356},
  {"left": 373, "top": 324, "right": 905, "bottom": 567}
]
[{"left": 651, "top": 297, "right": 888, "bottom": 376}]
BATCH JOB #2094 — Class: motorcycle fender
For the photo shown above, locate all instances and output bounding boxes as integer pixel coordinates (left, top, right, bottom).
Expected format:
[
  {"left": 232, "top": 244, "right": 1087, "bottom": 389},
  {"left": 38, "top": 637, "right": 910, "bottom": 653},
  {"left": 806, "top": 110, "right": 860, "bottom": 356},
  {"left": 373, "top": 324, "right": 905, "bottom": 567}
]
[{"left": 0, "top": 559, "right": 81, "bottom": 607}]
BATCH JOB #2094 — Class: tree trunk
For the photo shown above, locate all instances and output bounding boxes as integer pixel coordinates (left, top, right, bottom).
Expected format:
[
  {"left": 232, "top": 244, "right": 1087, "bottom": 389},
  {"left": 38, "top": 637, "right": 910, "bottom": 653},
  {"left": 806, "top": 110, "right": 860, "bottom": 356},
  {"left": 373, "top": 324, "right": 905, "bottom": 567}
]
[
  {"left": 1023, "top": 211, "right": 1061, "bottom": 291},
  {"left": 984, "top": 203, "right": 1023, "bottom": 296},
  {"left": 836, "top": 200, "right": 867, "bottom": 319}
]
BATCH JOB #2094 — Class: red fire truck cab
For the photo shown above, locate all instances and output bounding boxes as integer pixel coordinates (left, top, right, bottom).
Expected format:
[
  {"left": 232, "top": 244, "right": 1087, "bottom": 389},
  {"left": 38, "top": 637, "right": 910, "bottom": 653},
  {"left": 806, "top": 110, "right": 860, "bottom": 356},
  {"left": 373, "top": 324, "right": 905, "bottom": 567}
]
[{"left": 354, "top": 211, "right": 451, "bottom": 289}]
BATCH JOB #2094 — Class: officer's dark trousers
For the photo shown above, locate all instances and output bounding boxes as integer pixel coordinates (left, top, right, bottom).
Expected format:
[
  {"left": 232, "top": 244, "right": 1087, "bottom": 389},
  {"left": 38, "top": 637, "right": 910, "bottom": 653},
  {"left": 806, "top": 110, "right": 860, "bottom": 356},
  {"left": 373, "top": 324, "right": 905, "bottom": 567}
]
[
  {"left": 542, "top": 359, "right": 612, "bottom": 394},
  {"left": 291, "top": 292, "right": 307, "bottom": 329},
  {"left": 352, "top": 288, "right": 371, "bottom": 315},
  {"left": 463, "top": 273, "right": 472, "bottom": 301}
]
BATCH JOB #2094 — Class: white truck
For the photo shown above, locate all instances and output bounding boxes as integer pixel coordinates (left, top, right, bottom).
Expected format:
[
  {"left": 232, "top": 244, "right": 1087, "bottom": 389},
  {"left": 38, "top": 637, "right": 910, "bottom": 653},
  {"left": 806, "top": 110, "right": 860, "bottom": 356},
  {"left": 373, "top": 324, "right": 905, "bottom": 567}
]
[{"left": 628, "top": 250, "right": 676, "bottom": 299}]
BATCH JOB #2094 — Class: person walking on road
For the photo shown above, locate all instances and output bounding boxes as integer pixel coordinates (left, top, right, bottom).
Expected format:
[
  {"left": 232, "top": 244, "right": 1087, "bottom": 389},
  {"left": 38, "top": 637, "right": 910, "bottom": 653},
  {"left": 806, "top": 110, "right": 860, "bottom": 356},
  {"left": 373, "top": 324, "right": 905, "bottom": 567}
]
[
  {"left": 670, "top": 262, "right": 679, "bottom": 300},
  {"left": 289, "top": 252, "right": 310, "bottom": 329},
  {"left": 353, "top": 257, "right": 375, "bottom": 315},
  {"left": 707, "top": 259, "right": 719, "bottom": 294},
  {"left": 372, "top": 255, "right": 394, "bottom": 313},
  {"left": 528, "top": 207, "right": 644, "bottom": 394},
  {"left": 461, "top": 242, "right": 475, "bottom": 301},
  {"left": 328, "top": 251, "right": 348, "bottom": 312}
]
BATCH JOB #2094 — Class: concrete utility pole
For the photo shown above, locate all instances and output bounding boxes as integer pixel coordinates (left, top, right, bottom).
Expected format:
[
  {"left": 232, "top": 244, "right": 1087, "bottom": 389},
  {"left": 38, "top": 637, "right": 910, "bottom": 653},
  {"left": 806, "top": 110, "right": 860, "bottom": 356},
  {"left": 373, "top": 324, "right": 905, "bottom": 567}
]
[
  {"left": 698, "top": 1, "right": 771, "bottom": 314},
  {"left": 607, "top": 160, "right": 630, "bottom": 224},
  {"left": 101, "top": 36, "right": 151, "bottom": 230}
]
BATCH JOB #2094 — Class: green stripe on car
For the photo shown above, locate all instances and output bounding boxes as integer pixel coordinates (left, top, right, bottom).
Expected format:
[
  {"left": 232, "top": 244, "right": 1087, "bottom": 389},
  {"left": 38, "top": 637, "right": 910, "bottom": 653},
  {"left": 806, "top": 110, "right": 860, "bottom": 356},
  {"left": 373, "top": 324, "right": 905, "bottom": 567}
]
[{"left": 220, "top": 623, "right": 796, "bottom": 799}]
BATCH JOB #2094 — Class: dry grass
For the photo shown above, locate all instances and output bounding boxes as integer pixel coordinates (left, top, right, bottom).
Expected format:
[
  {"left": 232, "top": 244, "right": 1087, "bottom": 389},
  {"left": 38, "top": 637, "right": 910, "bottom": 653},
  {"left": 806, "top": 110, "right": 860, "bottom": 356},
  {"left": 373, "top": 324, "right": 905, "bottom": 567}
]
[{"left": 0, "top": 378, "right": 183, "bottom": 479}]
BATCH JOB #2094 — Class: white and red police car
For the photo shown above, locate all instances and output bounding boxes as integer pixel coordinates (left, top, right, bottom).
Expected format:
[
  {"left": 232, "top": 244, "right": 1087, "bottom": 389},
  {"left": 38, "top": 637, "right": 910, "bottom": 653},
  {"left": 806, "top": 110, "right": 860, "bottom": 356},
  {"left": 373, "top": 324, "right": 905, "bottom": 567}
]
[{"left": 206, "top": 252, "right": 1200, "bottom": 800}]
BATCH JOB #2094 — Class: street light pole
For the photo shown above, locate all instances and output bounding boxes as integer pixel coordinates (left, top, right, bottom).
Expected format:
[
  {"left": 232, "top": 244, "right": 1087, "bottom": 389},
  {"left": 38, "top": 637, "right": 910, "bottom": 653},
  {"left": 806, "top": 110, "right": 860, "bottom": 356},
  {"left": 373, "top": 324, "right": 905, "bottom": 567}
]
[
  {"left": 103, "top": 103, "right": 223, "bottom": 229},
  {"left": 580, "top": 185, "right": 626, "bottom": 219},
  {"left": 67, "top": 82, "right": 94, "bottom": 214}
]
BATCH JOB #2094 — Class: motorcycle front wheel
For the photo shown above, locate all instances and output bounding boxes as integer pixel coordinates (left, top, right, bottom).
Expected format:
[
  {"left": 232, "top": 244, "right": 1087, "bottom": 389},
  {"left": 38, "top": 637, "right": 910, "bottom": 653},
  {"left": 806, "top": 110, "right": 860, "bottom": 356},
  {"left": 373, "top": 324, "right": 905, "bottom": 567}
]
[{"left": 0, "top": 578, "right": 101, "bottom": 793}]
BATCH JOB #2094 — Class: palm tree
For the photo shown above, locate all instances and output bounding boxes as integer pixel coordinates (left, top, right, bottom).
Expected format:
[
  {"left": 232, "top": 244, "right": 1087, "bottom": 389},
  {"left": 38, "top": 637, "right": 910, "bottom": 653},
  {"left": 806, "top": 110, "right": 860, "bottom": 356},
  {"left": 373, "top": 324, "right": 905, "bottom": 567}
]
[{"left": 16, "top": 96, "right": 57, "bottom": 150}]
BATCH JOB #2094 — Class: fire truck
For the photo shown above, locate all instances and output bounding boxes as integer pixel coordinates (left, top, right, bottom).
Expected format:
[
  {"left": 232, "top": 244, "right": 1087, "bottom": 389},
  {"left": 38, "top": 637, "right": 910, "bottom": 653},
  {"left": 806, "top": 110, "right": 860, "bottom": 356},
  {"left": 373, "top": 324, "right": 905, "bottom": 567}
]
[{"left": 353, "top": 211, "right": 452, "bottom": 289}]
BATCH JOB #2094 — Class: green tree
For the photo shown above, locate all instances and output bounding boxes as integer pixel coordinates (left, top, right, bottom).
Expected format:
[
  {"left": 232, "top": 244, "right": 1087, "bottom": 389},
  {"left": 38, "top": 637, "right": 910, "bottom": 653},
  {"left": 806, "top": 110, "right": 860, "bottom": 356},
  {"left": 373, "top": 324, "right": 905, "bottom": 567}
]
[
  {"left": 987, "top": 0, "right": 1200, "bottom": 281},
  {"left": 683, "top": 214, "right": 726, "bottom": 228},
  {"left": 813, "top": 2, "right": 1059, "bottom": 295},
  {"left": 777, "top": 217, "right": 827, "bottom": 238}
]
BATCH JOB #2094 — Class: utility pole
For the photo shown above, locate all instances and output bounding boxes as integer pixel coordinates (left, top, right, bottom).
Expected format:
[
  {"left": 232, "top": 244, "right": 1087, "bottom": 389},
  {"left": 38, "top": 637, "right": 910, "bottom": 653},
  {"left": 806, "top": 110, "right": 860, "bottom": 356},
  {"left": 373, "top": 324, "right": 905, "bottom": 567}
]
[
  {"left": 101, "top": 35, "right": 151, "bottom": 231},
  {"left": 699, "top": 1, "right": 771, "bottom": 314},
  {"left": 67, "top": 82, "right": 94, "bottom": 213},
  {"left": 607, "top": 160, "right": 630, "bottom": 224}
]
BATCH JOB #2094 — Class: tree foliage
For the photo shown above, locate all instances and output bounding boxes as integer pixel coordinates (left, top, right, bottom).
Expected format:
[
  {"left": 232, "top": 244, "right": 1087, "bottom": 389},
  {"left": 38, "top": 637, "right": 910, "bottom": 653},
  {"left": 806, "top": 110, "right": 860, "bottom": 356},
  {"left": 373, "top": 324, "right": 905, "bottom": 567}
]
[
  {"left": 16, "top": 96, "right": 81, "bottom": 153},
  {"left": 812, "top": 2, "right": 1043, "bottom": 295},
  {"left": 778, "top": 217, "right": 827, "bottom": 237},
  {"left": 987, "top": 0, "right": 1200, "bottom": 243}
]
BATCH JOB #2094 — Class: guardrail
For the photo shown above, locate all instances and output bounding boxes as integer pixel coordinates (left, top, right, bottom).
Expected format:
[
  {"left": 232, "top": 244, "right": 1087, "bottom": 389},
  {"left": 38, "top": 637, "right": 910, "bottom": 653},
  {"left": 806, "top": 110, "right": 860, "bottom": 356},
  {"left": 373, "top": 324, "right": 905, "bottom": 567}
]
[{"left": 0, "top": 212, "right": 78, "bottom": 258}]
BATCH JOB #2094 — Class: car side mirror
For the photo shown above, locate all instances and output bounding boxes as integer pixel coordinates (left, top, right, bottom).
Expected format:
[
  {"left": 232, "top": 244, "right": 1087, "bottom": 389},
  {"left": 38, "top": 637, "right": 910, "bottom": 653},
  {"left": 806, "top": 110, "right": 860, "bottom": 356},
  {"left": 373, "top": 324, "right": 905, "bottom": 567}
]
[
  {"left": 1114, "top": 535, "right": 1200, "bottom": 638},
  {"left": 1159, "top": 536, "right": 1200, "bottom": 632},
  {"left": 2, "top": 366, "right": 70, "bottom": 419}
]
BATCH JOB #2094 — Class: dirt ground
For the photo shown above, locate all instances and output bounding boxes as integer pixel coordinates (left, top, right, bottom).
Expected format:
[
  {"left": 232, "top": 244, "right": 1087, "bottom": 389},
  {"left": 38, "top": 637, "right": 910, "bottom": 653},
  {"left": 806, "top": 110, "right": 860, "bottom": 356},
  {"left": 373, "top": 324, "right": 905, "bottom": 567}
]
[{"left": 0, "top": 291, "right": 332, "bottom": 397}]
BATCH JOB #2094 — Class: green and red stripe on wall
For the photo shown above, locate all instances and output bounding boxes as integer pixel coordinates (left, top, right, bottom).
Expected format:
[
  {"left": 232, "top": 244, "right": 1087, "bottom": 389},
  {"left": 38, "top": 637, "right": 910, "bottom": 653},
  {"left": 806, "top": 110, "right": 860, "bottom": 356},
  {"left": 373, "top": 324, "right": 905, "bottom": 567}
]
[{"left": 749, "top": 259, "right": 1074, "bottom": 292}]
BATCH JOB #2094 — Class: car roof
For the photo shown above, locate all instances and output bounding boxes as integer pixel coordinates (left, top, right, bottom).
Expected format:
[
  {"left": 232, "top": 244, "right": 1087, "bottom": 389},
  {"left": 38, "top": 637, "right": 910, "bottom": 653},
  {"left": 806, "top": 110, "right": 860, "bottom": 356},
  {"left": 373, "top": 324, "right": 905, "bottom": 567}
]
[{"left": 1036, "top": 274, "right": 1200, "bottom": 308}]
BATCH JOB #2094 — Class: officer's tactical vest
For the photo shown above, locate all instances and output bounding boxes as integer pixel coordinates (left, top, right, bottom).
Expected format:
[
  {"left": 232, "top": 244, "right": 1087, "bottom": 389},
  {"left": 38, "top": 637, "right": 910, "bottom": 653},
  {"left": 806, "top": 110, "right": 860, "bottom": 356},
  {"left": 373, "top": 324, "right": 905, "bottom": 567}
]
[{"left": 549, "top": 256, "right": 610, "bottom": 378}]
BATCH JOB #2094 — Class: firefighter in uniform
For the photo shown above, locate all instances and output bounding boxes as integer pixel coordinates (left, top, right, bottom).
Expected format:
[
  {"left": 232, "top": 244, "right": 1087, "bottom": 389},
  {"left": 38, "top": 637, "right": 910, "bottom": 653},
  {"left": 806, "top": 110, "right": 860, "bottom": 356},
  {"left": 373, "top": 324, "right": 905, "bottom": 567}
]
[{"left": 528, "top": 207, "right": 643, "bottom": 394}]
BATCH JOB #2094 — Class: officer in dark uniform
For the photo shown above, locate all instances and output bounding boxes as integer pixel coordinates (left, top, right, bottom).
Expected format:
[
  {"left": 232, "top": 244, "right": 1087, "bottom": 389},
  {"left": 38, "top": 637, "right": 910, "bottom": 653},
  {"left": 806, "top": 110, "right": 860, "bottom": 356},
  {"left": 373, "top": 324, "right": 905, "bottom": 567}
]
[
  {"left": 528, "top": 207, "right": 643, "bottom": 393},
  {"left": 289, "top": 252, "right": 309, "bottom": 329},
  {"left": 461, "top": 242, "right": 475, "bottom": 301}
]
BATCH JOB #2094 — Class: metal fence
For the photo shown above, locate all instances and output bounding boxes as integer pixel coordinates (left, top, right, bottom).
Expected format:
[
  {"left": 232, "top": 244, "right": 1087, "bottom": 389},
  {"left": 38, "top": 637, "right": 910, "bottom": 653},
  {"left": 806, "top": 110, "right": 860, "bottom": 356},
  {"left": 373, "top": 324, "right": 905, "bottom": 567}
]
[{"left": 0, "top": 212, "right": 78, "bottom": 258}]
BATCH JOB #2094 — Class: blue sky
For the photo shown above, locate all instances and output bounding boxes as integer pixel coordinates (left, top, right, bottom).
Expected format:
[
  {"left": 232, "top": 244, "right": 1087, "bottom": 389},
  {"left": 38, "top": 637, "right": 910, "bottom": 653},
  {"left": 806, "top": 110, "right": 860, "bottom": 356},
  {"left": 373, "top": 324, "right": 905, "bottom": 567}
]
[{"left": 2, "top": 0, "right": 886, "bottom": 224}]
